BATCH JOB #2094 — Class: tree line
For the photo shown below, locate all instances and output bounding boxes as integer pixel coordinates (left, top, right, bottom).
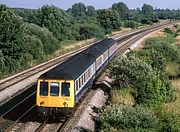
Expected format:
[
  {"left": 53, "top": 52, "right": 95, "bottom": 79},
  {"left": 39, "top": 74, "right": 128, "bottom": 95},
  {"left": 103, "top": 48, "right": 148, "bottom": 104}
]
[{"left": 0, "top": 2, "right": 180, "bottom": 77}]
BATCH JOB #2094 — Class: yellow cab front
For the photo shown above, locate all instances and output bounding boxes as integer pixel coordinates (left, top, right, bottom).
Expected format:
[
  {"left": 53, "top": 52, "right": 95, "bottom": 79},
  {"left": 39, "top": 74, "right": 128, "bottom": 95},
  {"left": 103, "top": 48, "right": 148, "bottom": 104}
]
[{"left": 36, "top": 79, "right": 74, "bottom": 108}]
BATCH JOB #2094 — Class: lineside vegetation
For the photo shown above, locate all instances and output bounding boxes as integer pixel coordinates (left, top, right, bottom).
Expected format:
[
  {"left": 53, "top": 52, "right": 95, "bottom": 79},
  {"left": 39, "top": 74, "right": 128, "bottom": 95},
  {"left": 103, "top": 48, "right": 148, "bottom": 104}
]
[
  {"left": 0, "top": 2, "right": 180, "bottom": 78},
  {"left": 96, "top": 27, "right": 180, "bottom": 131}
]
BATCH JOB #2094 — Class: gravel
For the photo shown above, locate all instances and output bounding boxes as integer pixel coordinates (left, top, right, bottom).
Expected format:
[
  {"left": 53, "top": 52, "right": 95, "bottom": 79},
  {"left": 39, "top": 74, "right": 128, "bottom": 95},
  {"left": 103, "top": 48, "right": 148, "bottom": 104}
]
[
  {"left": 19, "top": 122, "right": 40, "bottom": 132},
  {"left": 71, "top": 74, "right": 111, "bottom": 132}
]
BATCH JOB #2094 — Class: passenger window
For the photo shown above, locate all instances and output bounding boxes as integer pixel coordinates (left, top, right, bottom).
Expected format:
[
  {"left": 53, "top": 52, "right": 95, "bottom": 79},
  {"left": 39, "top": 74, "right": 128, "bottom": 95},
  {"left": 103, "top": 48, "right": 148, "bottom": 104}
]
[
  {"left": 76, "top": 81, "right": 78, "bottom": 91},
  {"left": 83, "top": 74, "right": 85, "bottom": 83},
  {"left": 40, "top": 82, "right": 48, "bottom": 96},
  {"left": 61, "top": 82, "right": 70, "bottom": 97},
  {"left": 50, "top": 82, "right": 59, "bottom": 96},
  {"left": 79, "top": 79, "right": 81, "bottom": 88}
]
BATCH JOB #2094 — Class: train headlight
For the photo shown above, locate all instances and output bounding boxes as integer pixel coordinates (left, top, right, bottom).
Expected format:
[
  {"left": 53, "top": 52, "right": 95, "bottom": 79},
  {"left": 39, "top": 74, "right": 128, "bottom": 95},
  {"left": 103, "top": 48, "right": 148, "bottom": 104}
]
[
  {"left": 40, "top": 101, "right": 45, "bottom": 106},
  {"left": 63, "top": 102, "right": 68, "bottom": 107}
]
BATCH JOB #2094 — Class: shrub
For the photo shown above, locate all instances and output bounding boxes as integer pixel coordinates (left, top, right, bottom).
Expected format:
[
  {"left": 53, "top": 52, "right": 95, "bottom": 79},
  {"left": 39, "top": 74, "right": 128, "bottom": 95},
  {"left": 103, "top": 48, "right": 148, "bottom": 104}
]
[
  {"left": 155, "top": 107, "right": 180, "bottom": 131},
  {"left": 73, "top": 23, "right": 105, "bottom": 40},
  {"left": 110, "top": 55, "right": 174, "bottom": 106},
  {"left": 96, "top": 104, "right": 159, "bottom": 131},
  {"left": 23, "top": 34, "right": 45, "bottom": 60},
  {"left": 144, "top": 37, "right": 180, "bottom": 64},
  {"left": 164, "top": 28, "right": 175, "bottom": 36},
  {"left": 131, "top": 49, "right": 166, "bottom": 71},
  {"left": 24, "top": 23, "right": 59, "bottom": 55},
  {"left": 124, "top": 20, "right": 139, "bottom": 29},
  {"left": 28, "top": 5, "right": 74, "bottom": 41}
]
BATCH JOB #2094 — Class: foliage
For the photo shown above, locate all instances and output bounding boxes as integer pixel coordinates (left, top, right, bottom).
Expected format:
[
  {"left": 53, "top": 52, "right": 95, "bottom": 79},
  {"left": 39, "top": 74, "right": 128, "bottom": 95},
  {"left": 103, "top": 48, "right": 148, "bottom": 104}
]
[
  {"left": 71, "top": 2, "right": 86, "bottom": 19},
  {"left": 164, "top": 28, "right": 176, "bottom": 36},
  {"left": 23, "top": 34, "right": 45, "bottom": 60},
  {"left": 155, "top": 8, "right": 180, "bottom": 20},
  {"left": 153, "top": 107, "right": 180, "bottom": 131},
  {"left": 111, "top": 87, "right": 135, "bottom": 105},
  {"left": 24, "top": 23, "right": 59, "bottom": 54},
  {"left": 144, "top": 37, "right": 180, "bottom": 64},
  {"left": 86, "top": 5, "right": 96, "bottom": 17},
  {"left": 131, "top": 49, "right": 166, "bottom": 71},
  {"left": 0, "top": 5, "right": 31, "bottom": 75},
  {"left": 97, "top": 9, "right": 121, "bottom": 33},
  {"left": 73, "top": 23, "right": 104, "bottom": 40},
  {"left": 141, "top": 4, "right": 154, "bottom": 14},
  {"left": 28, "top": 5, "right": 74, "bottom": 41},
  {"left": 13, "top": 8, "right": 35, "bottom": 22},
  {"left": 165, "top": 62, "right": 180, "bottom": 77},
  {"left": 96, "top": 104, "right": 159, "bottom": 131},
  {"left": 140, "top": 13, "right": 159, "bottom": 25},
  {"left": 124, "top": 20, "right": 139, "bottom": 29},
  {"left": 0, "top": 50, "right": 5, "bottom": 74},
  {"left": 110, "top": 55, "right": 173, "bottom": 106},
  {"left": 112, "top": 2, "right": 129, "bottom": 20}
]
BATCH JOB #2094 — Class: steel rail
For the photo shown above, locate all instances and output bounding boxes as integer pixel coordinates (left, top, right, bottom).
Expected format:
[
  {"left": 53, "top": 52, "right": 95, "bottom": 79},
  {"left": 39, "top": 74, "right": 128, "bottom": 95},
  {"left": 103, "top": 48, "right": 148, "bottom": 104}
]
[{"left": 4, "top": 104, "right": 36, "bottom": 132}]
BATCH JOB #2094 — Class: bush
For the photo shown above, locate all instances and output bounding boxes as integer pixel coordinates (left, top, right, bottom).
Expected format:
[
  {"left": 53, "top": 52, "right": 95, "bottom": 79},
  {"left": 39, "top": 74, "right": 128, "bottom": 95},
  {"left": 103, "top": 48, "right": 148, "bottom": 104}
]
[
  {"left": 24, "top": 34, "right": 45, "bottom": 60},
  {"left": 73, "top": 23, "right": 105, "bottom": 40},
  {"left": 144, "top": 37, "right": 180, "bottom": 64},
  {"left": 0, "top": 5, "right": 32, "bottom": 75},
  {"left": 154, "top": 107, "right": 180, "bottom": 131},
  {"left": 131, "top": 49, "right": 166, "bottom": 71},
  {"left": 96, "top": 104, "right": 159, "bottom": 131},
  {"left": 164, "top": 28, "right": 175, "bottom": 36},
  {"left": 24, "top": 23, "right": 59, "bottom": 55},
  {"left": 110, "top": 55, "right": 174, "bottom": 106},
  {"left": 124, "top": 20, "right": 139, "bottom": 29},
  {"left": 28, "top": 5, "right": 74, "bottom": 41}
]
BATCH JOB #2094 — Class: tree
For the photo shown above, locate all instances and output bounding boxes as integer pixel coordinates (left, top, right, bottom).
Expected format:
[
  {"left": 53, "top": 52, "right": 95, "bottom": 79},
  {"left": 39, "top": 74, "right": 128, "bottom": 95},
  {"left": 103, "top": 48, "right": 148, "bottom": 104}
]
[
  {"left": 142, "top": 4, "right": 154, "bottom": 14},
  {"left": 13, "top": 8, "right": 35, "bottom": 22},
  {"left": 24, "top": 23, "right": 59, "bottom": 55},
  {"left": 86, "top": 5, "right": 96, "bottom": 17},
  {"left": 71, "top": 2, "right": 86, "bottom": 18},
  {"left": 0, "top": 5, "right": 28, "bottom": 60},
  {"left": 0, "top": 50, "right": 5, "bottom": 74},
  {"left": 73, "top": 23, "right": 104, "bottom": 40},
  {"left": 97, "top": 9, "right": 121, "bottom": 33},
  {"left": 112, "top": 2, "right": 129, "bottom": 20},
  {"left": 29, "top": 5, "right": 74, "bottom": 41}
]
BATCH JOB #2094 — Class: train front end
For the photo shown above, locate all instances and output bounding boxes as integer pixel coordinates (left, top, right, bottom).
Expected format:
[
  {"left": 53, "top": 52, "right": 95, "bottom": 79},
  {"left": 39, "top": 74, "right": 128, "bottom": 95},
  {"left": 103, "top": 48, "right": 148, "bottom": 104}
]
[{"left": 36, "top": 79, "right": 74, "bottom": 118}]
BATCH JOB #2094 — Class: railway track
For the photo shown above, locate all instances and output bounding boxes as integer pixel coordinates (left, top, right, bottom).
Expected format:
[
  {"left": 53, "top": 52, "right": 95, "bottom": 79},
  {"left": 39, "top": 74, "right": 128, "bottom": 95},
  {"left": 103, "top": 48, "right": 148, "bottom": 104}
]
[
  {"left": 0, "top": 42, "right": 98, "bottom": 92},
  {"left": 0, "top": 91, "right": 36, "bottom": 132},
  {"left": 0, "top": 21, "right": 177, "bottom": 132},
  {"left": 116, "top": 21, "right": 173, "bottom": 55}
]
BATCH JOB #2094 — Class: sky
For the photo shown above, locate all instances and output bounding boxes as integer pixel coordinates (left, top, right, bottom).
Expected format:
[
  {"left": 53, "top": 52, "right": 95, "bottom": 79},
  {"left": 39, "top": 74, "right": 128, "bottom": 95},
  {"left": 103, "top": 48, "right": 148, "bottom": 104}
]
[{"left": 0, "top": 0, "right": 179, "bottom": 10}]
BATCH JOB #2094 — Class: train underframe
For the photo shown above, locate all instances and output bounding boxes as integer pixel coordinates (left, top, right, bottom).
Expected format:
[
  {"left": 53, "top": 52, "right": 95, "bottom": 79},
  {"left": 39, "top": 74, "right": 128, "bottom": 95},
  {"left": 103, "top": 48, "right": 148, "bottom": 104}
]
[{"left": 37, "top": 106, "right": 74, "bottom": 120}]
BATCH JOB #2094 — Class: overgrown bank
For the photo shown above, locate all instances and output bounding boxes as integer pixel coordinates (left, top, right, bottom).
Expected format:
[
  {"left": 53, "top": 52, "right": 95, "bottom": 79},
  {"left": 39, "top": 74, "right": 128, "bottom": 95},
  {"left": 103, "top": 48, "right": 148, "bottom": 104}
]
[{"left": 96, "top": 27, "right": 180, "bottom": 131}]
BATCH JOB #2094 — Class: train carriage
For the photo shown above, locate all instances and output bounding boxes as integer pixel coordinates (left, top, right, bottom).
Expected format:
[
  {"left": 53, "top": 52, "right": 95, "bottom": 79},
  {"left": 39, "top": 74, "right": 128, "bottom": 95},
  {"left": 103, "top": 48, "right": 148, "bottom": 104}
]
[{"left": 36, "top": 38, "right": 117, "bottom": 118}]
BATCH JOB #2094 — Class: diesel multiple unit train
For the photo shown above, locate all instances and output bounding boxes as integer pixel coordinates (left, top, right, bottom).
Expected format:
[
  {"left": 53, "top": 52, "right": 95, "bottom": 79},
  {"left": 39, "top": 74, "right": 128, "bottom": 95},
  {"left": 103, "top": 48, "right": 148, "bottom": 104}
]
[{"left": 36, "top": 38, "right": 117, "bottom": 118}]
